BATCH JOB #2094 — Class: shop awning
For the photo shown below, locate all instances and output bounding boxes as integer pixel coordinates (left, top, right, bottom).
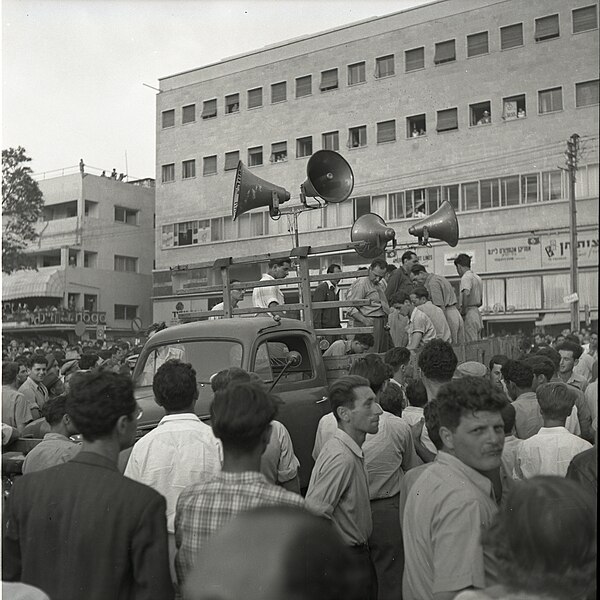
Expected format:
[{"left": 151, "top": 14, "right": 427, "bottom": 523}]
[
  {"left": 2, "top": 268, "right": 64, "bottom": 301},
  {"left": 483, "top": 312, "right": 539, "bottom": 323},
  {"left": 536, "top": 310, "right": 598, "bottom": 327}
]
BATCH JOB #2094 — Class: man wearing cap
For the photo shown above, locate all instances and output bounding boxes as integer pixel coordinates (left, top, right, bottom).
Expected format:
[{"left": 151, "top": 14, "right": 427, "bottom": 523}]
[
  {"left": 454, "top": 253, "right": 483, "bottom": 342},
  {"left": 453, "top": 361, "right": 489, "bottom": 379},
  {"left": 410, "top": 264, "right": 464, "bottom": 344}
]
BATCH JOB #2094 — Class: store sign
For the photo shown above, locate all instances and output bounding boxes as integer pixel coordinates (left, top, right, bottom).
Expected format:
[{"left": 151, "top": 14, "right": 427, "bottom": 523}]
[
  {"left": 485, "top": 236, "right": 542, "bottom": 270},
  {"left": 541, "top": 231, "right": 599, "bottom": 268}
]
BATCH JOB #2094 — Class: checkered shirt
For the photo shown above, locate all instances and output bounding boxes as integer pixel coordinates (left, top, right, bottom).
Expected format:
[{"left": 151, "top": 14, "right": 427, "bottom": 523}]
[{"left": 174, "top": 471, "right": 304, "bottom": 589}]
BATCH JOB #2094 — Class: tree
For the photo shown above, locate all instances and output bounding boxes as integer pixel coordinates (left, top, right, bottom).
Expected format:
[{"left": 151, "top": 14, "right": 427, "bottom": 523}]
[{"left": 2, "top": 146, "right": 44, "bottom": 274}]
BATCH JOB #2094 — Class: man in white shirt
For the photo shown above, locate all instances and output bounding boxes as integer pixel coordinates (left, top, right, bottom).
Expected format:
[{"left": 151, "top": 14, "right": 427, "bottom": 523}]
[
  {"left": 125, "top": 359, "right": 221, "bottom": 579},
  {"left": 209, "top": 280, "right": 245, "bottom": 320},
  {"left": 453, "top": 253, "right": 483, "bottom": 342},
  {"left": 252, "top": 258, "right": 291, "bottom": 312},
  {"left": 410, "top": 286, "right": 452, "bottom": 342},
  {"left": 391, "top": 291, "right": 437, "bottom": 351},
  {"left": 515, "top": 382, "right": 592, "bottom": 479}
]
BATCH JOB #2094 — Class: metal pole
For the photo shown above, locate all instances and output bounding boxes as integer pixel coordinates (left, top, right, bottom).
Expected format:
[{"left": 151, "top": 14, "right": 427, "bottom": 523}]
[{"left": 567, "top": 133, "right": 580, "bottom": 332}]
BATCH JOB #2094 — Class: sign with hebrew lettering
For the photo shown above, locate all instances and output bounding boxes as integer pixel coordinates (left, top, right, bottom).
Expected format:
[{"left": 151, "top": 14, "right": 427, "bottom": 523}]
[
  {"left": 485, "top": 236, "right": 542, "bottom": 271},
  {"left": 541, "top": 230, "right": 599, "bottom": 268}
]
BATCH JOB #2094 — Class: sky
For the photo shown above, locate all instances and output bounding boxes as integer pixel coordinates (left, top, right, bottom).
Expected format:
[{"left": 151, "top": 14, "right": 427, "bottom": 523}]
[{"left": 2, "top": 0, "right": 433, "bottom": 179}]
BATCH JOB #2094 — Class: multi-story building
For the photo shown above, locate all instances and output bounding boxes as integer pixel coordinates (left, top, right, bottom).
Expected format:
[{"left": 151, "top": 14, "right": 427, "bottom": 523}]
[
  {"left": 153, "top": 0, "right": 599, "bottom": 334},
  {"left": 2, "top": 169, "right": 155, "bottom": 343}
]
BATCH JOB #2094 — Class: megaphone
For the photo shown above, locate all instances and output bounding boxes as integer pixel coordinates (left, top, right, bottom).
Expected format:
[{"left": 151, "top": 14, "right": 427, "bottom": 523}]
[
  {"left": 301, "top": 150, "right": 354, "bottom": 204},
  {"left": 408, "top": 201, "right": 459, "bottom": 247},
  {"left": 351, "top": 213, "right": 396, "bottom": 258},
  {"left": 232, "top": 162, "right": 291, "bottom": 220}
]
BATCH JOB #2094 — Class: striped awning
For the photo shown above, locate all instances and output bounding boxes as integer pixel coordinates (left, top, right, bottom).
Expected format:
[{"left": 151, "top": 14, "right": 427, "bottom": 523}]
[{"left": 2, "top": 268, "right": 64, "bottom": 301}]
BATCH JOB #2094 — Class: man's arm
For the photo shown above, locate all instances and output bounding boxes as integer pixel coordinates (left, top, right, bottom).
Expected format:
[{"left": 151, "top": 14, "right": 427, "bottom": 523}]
[
  {"left": 346, "top": 280, "right": 370, "bottom": 324},
  {"left": 428, "top": 278, "right": 445, "bottom": 308},
  {"left": 407, "top": 331, "right": 423, "bottom": 351},
  {"left": 274, "top": 423, "right": 301, "bottom": 494},
  {"left": 411, "top": 420, "right": 436, "bottom": 463}
]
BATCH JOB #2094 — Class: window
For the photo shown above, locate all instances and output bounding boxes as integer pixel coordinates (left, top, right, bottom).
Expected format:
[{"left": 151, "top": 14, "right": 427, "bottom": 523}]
[
  {"left": 225, "top": 94, "right": 239, "bottom": 114},
  {"left": 480, "top": 178, "right": 500, "bottom": 209},
  {"left": 161, "top": 109, "right": 175, "bottom": 128},
  {"left": 434, "top": 40, "right": 456, "bottom": 64},
  {"left": 161, "top": 163, "right": 175, "bottom": 183},
  {"left": 538, "top": 87, "right": 563, "bottom": 113},
  {"left": 115, "top": 304, "right": 138, "bottom": 320},
  {"left": 462, "top": 182, "right": 480, "bottom": 211},
  {"left": 182, "top": 104, "right": 195, "bottom": 124},
  {"left": 354, "top": 197, "right": 371, "bottom": 220},
  {"left": 270, "top": 142, "right": 287, "bottom": 163},
  {"left": 202, "top": 99, "right": 217, "bottom": 119},
  {"left": 407, "top": 114, "right": 426, "bottom": 137},
  {"left": 239, "top": 212, "right": 268, "bottom": 238},
  {"left": 467, "top": 31, "right": 489, "bottom": 57},
  {"left": 388, "top": 192, "right": 405, "bottom": 220},
  {"left": 426, "top": 186, "right": 442, "bottom": 214},
  {"left": 319, "top": 68, "right": 338, "bottom": 92},
  {"left": 295, "top": 75, "right": 312, "bottom": 98},
  {"left": 322, "top": 131, "right": 339, "bottom": 151},
  {"left": 114, "top": 206, "right": 138, "bottom": 225},
  {"left": 248, "top": 147, "right": 263, "bottom": 167},
  {"left": 271, "top": 81, "right": 287, "bottom": 103},
  {"left": 470, "top": 101, "right": 492, "bottom": 126},
  {"left": 500, "top": 23, "right": 523, "bottom": 49},
  {"left": 182, "top": 159, "right": 196, "bottom": 179},
  {"left": 436, "top": 108, "right": 458, "bottom": 132},
  {"left": 248, "top": 87, "right": 263, "bottom": 109},
  {"left": 296, "top": 137, "right": 313, "bottom": 158},
  {"left": 500, "top": 176, "right": 520, "bottom": 206},
  {"left": 175, "top": 221, "right": 198, "bottom": 246},
  {"left": 114, "top": 255, "right": 138, "bottom": 273},
  {"left": 405, "top": 47, "right": 425, "bottom": 72},
  {"left": 224, "top": 151, "right": 239, "bottom": 171},
  {"left": 253, "top": 335, "right": 315, "bottom": 384},
  {"left": 348, "top": 126, "right": 367, "bottom": 148},
  {"left": 521, "top": 174, "right": 539, "bottom": 203},
  {"left": 444, "top": 185, "right": 459, "bottom": 211},
  {"left": 535, "top": 14, "right": 559, "bottom": 41},
  {"left": 83, "top": 251, "right": 97, "bottom": 268},
  {"left": 576, "top": 80, "right": 599, "bottom": 107},
  {"left": 377, "top": 120, "right": 396, "bottom": 143},
  {"left": 541, "top": 170, "right": 562, "bottom": 201},
  {"left": 502, "top": 94, "right": 526, "bottom": 120},
  {"left": 348, "top": 62, "right": 366, "bottom": 85},
  {"left": 203, "top": 156, "right": 217, "bottom": 176},
  {"left": 573, "top": 5, "right": 598, "bottom": 33},
  {"left": 84, "top": 200, "right": 98, "bottom": 218},
  {"left": 375, "top": 54, "right": 395, "bottom": 78}
]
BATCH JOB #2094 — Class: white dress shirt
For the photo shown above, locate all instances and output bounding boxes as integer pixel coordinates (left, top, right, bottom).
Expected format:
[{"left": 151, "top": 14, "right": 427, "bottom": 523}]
[
  {"left": 124, "top": 413, "right": 221, "bottom": 533},
  {"left": 252, "top": 273, "right": 284, "bottom": 309}
]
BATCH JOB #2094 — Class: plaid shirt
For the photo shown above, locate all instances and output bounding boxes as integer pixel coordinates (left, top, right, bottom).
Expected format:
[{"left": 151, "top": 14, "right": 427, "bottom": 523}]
[{"left": 174, "top": 471, "right": 304, "bottom": 589}]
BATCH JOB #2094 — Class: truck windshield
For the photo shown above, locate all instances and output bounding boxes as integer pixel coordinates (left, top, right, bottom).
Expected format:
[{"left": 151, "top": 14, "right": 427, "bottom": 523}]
[{"left": 134, "top": 340, "right": 243, "bottom": 386}]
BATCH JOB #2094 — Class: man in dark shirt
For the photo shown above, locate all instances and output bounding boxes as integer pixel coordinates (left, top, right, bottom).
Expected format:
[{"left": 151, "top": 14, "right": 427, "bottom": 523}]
[
  {"left": 384, "top": 251, "right": 419, "bottom": 302},
  {"left": 313, "top": 263, "right": 342, "bottom": 343}
]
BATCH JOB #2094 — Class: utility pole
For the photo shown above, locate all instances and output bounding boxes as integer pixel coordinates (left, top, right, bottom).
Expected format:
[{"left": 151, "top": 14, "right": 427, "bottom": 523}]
[{"left": 565, "top": 133, "right": 580, "bottom": 332}]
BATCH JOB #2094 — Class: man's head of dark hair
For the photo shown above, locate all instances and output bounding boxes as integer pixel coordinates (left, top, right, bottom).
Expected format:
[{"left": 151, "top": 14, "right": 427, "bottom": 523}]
[
  {"left": 453, "top": 253, "right": 471, "bottom": 268},
  {"left": 78, "top": 353, "right": 100, "bottom": 370},
  {"left": 412, "top": 286, "right": 429, "bottom": 300},
  {"left": 389, "top": 291, "right": 410, "bottom": 306},
  {"left": 377, "top": 382, "right": 404, "bottom": 417},
  {"left": 66, "top": 371, "right": 136, "bottom": 441},
  {"left": 211, "top": 367, "right": 259, "bottom": 393},
  {"left": 410, "top": 264, "right": 427, "bottom": 275},
  {"left": 385, "top": 264, "right": 397, "bottom": 274},
  {"left": 437, "top": 377, "right": 508, "bottom": 431},
  {"left": 268, "top": 257, "right": 291, "bottom": 269},
  {"left": 488, "top": 354, "right": 509, "bottom": 371},
  {"left": 523, "top": 355, "right": 555, "bottom": 381},
  {"left": 328, "top": 375, "right": 371, "bottom": 422},
  {"left": 536, "top": 382, "right": 575, "bottom": 421},
  {"left": 501, "top": 359, "right": 534, "bottom": 389},
  {"left": 42, "top": 393, "right": 69, "bottom": 426},
  {"left": 418, "top": 339, "right": 458, "bottom": 383},
  {"left": 401, "top": 251, "right": 417, "bottom": 264},
  {"left": 406, "top": 379, "right": 428, "bottom": 408},
  {"left": 555, "top": 341, "right": 583, "bottom": 360},
  {"left": 28, "top": 354, "right": 47, "bottom": 368},
  {"left": 536, "top": 346, "right": 561, "bottom": 371},
  {"left": 348, "top": 354, "right": 389, "bottom": 394},
  {"left": 424, "top": 400, "right": 443, "bottom": 450},
  {"left": 210, "top": 382, "right": 277, "bottom": 452},
  {"left": 2, "top": 361, "right": 19, "bottom": 385},
  {"left": 565, "top": 334, "right": 581, "bottom": 345},
  {"left": 153, "top": 359, "right": 199, "bottom": 411},
  {"left": 369, "top": 258, "right": 387, "bottom": 271},
  {"left": 384, "top": 346, "right": 410, "bottom": 370},
  {"left": 353, "top": 333, "right": 374, "bottom": 349},
  {"left": 326, "top": 263, "right": 341, "bottom": 274},
  {"left": 500, "top": 401, "right": 516, "bottom": 434}
]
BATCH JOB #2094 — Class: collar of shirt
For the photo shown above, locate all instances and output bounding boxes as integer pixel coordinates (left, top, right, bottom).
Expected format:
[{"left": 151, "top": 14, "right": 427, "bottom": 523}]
[
  {"left": 212, "top": 470, "right": 269, "bottom": 485},
  {"left": 537, "top": 426, "right": 570, "bottom": 435},
  {"left": 333, "top": 428, "right": 364, "bottom": 459},
  {"left": 157, "top": 413, "right": 202, "bottom": 426},
  {"left": 327, "top": 281, "right": 338, "bottom": 291},
  {"left": 71, "top": 451, "right": 119, "bottom": 472},
  {"left": 435, "top": 451, "right": 493, "bottom": 498},
  {"left": 389, "top": 377, "right": 404, "bottom": 389},
  {"left": 42, "top": 432, "right": 76, "bottom": 442},
  {"left": 515, "top": 391, "right": 538, "bottom": 402},
  {"left": 261, "top": 273, "right": 275, "bottom": 281}
]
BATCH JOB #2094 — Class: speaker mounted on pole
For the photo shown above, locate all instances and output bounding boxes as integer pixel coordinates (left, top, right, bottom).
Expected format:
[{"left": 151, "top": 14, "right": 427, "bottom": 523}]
[
  {"left": 351, "top": 213, "right": 396, "bottom": 258},
  {"left": 301, "top": 150, "right": 354, "bottom": 205},
  {"left": 408, "top": 201, "right": 459, "bottom": 247}
]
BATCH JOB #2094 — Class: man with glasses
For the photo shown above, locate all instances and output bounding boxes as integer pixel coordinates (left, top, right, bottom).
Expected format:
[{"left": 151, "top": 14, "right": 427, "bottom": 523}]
[
  {"left": 3, "top": 370, "right": 174, "bottom": 600},
  {"left": 347, "top": 258, "right": 392, "bottom": 353}
]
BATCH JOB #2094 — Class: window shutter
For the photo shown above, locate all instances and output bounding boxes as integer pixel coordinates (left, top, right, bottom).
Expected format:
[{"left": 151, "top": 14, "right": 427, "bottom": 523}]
[
  {"left": 271, "top": 82, "right": 286, "bottom": 103},
  {"left": 182, "top": 105, "right": 195, "bottom": 124},
  {"left": 162, "top": 110, "right": 175, "bottom": 128},
  {"left": 405, "top": 48, "right": 424, "bottom": 71},
  {"left": 535, "top": 15, "right": 559, "bottom": 41},
  {"left": 248, "top": 88, "right": 263, "bottom": 108},
  {"left": 270, "top": 142, "right": 287, "bottom": 162},
  {"left": 377, "top": 121, "right": 396, "bottom": 143},
  {"left": 203, "top": 156, "right": 217, "bottom": 175},
  {"left": 576, "top": 80, "right": 599, "bottom": 107},
  {"left": 224, "top": 151, "right": 239, "bottom": 171},
  {"left": 467, "top": 32, "right": 489, "bottom": 57},
  {"left": 375, "top": 55, "right": 394, "bottom": 78},
  {"left": 320, "top": 69, "right": 338, "bottom": 91},
  {"left": 201, "top": 99, "right": 217, "bottom": 119},
  {"left": 573, "top": 6, "right": 598, "bottom": 33},
  {"left": 295, "top": 76, "right": 311, "bottom": 97},
  {"left": 500, "top": 24, "right": 523, "bottom": 49},
  {"left": 434, "top": 40, "right": 456, "bottom": 64},
  {"left": 437, "top": 109, "right": 458, "bottom": 131}
]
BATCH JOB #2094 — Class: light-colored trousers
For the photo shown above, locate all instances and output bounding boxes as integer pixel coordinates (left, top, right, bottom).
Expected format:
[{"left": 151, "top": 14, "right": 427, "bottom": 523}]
[
  {"left": 444, "top": 305, "right": 465, "bottom": 345},
  {"left": 464, "top": 306, "right": 483, "bottom": 342}
]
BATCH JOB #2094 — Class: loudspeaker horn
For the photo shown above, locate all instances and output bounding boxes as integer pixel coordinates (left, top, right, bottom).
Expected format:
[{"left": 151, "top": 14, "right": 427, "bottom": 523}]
[
  {"left": 408, "top": 200, "right": 459, "bottom": 247},
  {"left": 301, "top": 150, "right": 354, "bottom": 203},
  {"left": 232, "top": 161, "right": 291, "bottom": 220},
  {"left": 351, "top": 213, "right": 396, "bottom": 258}
]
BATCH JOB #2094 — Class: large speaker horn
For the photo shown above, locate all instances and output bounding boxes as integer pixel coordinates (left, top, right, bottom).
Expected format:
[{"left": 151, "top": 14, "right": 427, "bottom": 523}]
[
  {"left": 232, "top": 161, "right": 291, "bottom": 220},
  {"left": 408, "top": 201, "right": 459, "bottom": 247},
  {"left": 351, "top": 213, "right": 396, "bottom": 258},
  {"left": 302, "top": 150, "right": 354, "bottom": 203}
]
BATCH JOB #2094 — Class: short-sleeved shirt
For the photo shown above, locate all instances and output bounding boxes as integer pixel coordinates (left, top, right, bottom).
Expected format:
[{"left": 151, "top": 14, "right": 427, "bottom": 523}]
[
  {"left": 22, "top": 433, "right": 81, "bottom": 474},
  {"left": 501, "top": 435, "right": 523, "bottom": 479},
  {"left": 424, "top": 273, "right": 458, "bottom": 309},
  {"left": 459, "top": 270, "right": 483, "bottom": 307},
  {"left": 402, "top": 452, "right": 499, "bottom": 600},
  {"left": 2, "top": 385, "right": 34, "bottom": 431},
  {"left": 407, "top": 308, "right": 437, "bottom": 349},
  {"left": 416, "top": 301, "right": 451, "bottom": 342},
  {"left": 347, "top": 277, "right": 389, "bottom": 320},
  {"left": 512, "top": 392, "right": 542, "bottom": 439},
  {"left": 252, "top": 273, "right": 284, "bottom": 309},
  {"left": 260, "top": 420, "right": 300, "bottom": 485},
  {"left": 306, "top": 428, "right": 372, "bottom": 546}
]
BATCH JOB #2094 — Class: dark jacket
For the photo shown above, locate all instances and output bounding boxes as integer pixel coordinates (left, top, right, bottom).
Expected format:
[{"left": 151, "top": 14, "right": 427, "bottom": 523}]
[
  {"left": 3, "top": 452, "right": 174, "bottom": 600},
  {"left": 384, "top": 266, "right": 414, "bottom": 302},
  {"left": 566, "top": 446, "right": 597, "bottom": 496},
  {"left": 313, "top": 281, "right": 341, "bottom": 330}
]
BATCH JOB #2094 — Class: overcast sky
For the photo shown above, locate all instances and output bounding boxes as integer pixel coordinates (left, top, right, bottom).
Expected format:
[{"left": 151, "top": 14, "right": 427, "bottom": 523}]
[{"left": 2, "top": 0, "right": 432, "bottom": 179}]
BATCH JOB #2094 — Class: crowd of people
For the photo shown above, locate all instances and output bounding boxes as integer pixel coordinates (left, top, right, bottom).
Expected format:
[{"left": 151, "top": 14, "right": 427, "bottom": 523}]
[{"left": 1, "top": 307, "right": 597, "bottom": 599}]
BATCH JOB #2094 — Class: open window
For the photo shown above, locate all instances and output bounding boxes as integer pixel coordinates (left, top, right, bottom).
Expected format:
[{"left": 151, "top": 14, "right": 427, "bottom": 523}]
[{"left": 253, "top": 334, "right": 315, "bottom": 385}]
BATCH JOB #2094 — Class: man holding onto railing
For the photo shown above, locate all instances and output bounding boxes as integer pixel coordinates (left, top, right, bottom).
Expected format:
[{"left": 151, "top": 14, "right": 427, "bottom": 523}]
[{"left": 252, "top": 258, "right": 292, "bottom": 315}]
